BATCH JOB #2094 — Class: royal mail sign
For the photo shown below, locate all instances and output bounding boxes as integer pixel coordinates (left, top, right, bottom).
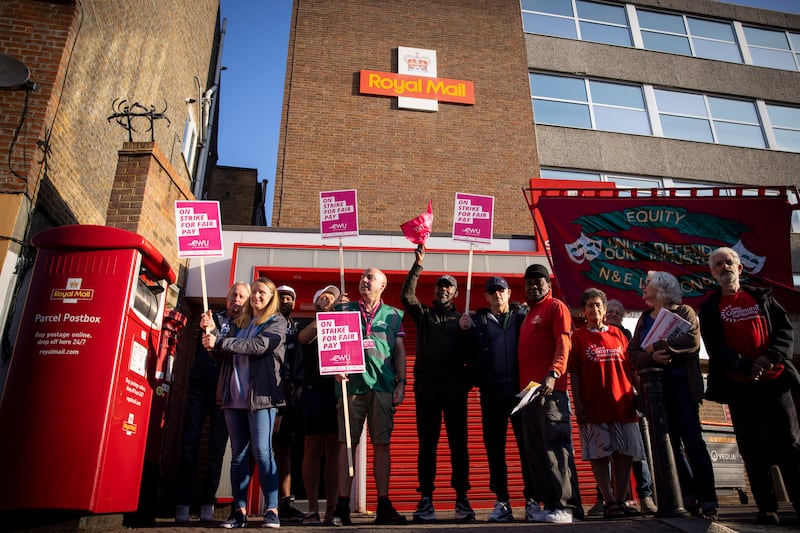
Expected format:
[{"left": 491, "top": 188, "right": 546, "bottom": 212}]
[{"left": 360, "top": 46, "right": 475, "bottom": 111}]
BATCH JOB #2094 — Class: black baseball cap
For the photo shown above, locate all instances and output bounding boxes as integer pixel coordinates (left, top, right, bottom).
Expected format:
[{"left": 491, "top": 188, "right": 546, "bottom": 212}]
[
  {"left": 524, "top": 264, "right": 550, "bottom": 279},
  {"left": 436, "top": 275, "right": 457, "bottom": 289}
]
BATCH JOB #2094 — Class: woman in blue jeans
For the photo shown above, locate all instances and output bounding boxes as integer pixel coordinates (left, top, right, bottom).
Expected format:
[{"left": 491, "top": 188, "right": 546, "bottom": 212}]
[
  {"left": 203, "top": 277, "right": 287, "bottom": 529},
  {"left": 629, "top": 271, "right": 718, "bottom": 521}
]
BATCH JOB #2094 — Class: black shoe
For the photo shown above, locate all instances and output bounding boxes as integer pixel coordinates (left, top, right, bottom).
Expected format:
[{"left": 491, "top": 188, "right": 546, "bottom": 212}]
[
  {"left": 700, "top": 506, "right": 718, "bottom": 522},
  {"left": 278, "top": 496, "right": 305, "bottom": 523},
  {"left": 329, "top": 498, "right": 351, "bottom": 527},
  {"left": 221, "top": 509, "right": 247, "bottom": 529},
  {"left": 375, "top": 498, "right": 407, "bottom": 525},
  {"left": 755, "top": 511, "right": 780, "bottom": 525},
  {"left": 684, "top": 500, "right": 701, "bottom": 517}
]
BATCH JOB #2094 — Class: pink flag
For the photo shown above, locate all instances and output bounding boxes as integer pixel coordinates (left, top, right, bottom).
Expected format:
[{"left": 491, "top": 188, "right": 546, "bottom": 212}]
[{"left": 400, "top": 199, "right": 433, "bottom": 245}]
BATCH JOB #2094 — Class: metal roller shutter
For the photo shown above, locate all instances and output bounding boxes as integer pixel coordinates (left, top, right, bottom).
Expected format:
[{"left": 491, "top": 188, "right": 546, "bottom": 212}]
[{"left": 362, "top": 320, "right": 594, "bottom": 514}]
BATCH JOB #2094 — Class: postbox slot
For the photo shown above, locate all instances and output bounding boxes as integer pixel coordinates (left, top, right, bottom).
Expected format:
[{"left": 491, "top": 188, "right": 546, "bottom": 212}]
[{"left": 133, "top": 278, "right": 160, "bottom": 325}]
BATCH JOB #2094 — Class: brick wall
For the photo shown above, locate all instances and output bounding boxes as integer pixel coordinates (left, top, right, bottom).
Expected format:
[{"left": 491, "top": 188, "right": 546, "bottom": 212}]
[
  {"left": 0, "top": 0, "right": 74, "bottom": 199},
  {"left": 273, "top": 0, "right": 539, "bottom": 236},
  {"left": 207, "top": 165, "right": 261, "bottom": 225},
  {"left": 0, "top": 0, "right": 219, "bottom": 227},
  {"left": 1, "top": 1, "right": 221, "bottom": 515},
  {"left": 106, "top": 141, "right": 194, "bottom": 280}
]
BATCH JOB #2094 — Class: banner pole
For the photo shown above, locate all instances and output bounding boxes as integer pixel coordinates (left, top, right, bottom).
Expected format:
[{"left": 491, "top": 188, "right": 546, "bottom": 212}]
[
  {"left": 339, "top": 237, "right": 346, "bottom": 295},
  {"left": 341, "top": 378, "right": 354, "bottom": 476},
  {"left": 465, "top": 243, "right": 474, "bottom": 313}
]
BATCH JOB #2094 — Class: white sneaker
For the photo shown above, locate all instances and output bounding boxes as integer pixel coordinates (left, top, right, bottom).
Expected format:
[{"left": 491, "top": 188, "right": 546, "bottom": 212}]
[
  {"left": 487, "top": 501, "right": 513, "bottom": 522},
  {"left": 544, "top": 509, "right": 573, "bottom": 523},
  {"left": 175, "top": 504, "right": 190, "bottom": 523},
  {"left": 200, "top": 504, "right": 215, "bottom": 521},
  {"left": 526, "top": 499, "right": 546, "bottom": 522}
]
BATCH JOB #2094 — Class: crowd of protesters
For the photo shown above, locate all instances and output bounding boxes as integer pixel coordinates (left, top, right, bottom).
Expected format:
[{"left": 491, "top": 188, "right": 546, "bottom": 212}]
[{"left": 174, "top": 245, "right": 798, "bottom": 528}]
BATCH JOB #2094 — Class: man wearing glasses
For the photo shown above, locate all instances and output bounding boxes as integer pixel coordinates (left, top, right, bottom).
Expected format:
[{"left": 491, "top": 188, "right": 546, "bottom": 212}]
[{"left": 460, "top": 276, "right": 532, "bottom": 522}]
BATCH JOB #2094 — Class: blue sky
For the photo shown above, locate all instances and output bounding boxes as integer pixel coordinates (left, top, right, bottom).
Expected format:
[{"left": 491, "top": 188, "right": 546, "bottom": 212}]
[{"left": 216, "top": 0, "right": 800, "bottom": 225}]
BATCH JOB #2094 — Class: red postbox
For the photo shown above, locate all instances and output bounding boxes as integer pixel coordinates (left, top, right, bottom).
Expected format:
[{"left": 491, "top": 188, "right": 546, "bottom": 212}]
[{"left": 0, "top": 225, "right": 176, "bottom": 513}]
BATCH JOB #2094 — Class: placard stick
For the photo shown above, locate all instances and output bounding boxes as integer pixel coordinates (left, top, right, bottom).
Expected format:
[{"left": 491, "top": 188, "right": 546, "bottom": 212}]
[
  {"left": 339, "top": 237, "right": 346, "bottom": 295},
  {"left": 341, "top": 377, "right": 355, "bottom": 476},
  {"left": 200, "top": 257, "right": 210, "bottom": 333},
  {"left": 464, "top": 243, "right": 475, "bottom": 313}
]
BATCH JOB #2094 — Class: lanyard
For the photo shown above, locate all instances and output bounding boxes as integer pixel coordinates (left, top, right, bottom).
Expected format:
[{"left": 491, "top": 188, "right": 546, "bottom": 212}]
[{"left": 359, "top": 299, "right": 382, "bottom": 337}]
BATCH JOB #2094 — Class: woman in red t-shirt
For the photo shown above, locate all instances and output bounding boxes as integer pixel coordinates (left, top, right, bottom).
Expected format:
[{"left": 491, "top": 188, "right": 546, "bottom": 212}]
[{"left": 570, "top": 288, "right": 643, "bottom": 519}]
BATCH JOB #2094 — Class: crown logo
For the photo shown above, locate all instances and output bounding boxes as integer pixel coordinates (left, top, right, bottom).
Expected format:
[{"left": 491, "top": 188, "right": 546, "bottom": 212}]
[{"left": 404, "top": 52, "right": 430, "bottom": 73}]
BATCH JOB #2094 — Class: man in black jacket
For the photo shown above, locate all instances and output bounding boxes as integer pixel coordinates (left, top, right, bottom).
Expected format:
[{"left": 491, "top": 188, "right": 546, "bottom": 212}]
[
  {"left": 700, "top": 246, "right": 800, "bottom": 526},
  {"left": 460, "top": 276, "right": 533, "bottom": 522},
  {"left": 401, "top": 245, "right": 474, "bottom": 522}
]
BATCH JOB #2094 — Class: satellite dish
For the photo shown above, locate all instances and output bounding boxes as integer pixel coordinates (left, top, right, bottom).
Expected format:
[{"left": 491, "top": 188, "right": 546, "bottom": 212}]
[{"left": 0, "top": 54, "right": 31, "bottom": 90}]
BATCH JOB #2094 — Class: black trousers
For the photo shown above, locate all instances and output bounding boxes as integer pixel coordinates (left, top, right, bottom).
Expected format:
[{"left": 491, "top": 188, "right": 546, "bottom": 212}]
[
  {"left": 479, "top": 391, "right": 533, "bottom": 502},
  {"left": 520, "top": 390, "right": 583, "bottom": 516},
  {"left": 176, "top": 380, "right": 229, "bottom": 506},
  {"left": 415, "top": 379, "right": 471, "bottom": 497},
  {"left": 728, "top": 376, "right": 800, "bottom": 515}
]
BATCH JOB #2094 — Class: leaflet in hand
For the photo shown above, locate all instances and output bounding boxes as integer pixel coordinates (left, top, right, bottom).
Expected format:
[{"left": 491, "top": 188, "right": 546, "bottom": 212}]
[
  {"left": 511, "top": 380, "right": 541, "bottom": 415},
  {"left": 641, "top": 307, "right": 692, "bottom": 348}
]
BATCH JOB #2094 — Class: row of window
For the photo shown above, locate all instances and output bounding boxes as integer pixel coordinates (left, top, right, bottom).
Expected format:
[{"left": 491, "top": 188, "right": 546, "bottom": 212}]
[
  {"left": 530, "top": 72, "right": 800, "bottom": 151},
  {"left": 521, "top": 0, "right": 800, "bottom": 72}
]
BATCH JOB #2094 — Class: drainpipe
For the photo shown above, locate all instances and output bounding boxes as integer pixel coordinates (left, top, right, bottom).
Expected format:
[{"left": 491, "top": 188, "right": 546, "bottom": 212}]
[{"left": 193, "top": 18, "right": 227, "bottom": 199}]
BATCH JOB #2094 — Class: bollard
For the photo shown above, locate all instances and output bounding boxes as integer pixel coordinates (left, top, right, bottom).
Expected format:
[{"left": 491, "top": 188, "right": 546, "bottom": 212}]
[
  {"left": 638, "top": 406, "right": 656, "bottom": 504},
  {"left": 638, "top": 368, "right": 690, "bottom": 517}
]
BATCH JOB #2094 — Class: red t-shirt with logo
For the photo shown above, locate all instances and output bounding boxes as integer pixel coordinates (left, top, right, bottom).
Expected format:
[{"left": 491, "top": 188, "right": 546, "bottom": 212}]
[
  {"left": 719, "top": 290, "right": 783, "bottom": 381},
  {"left": 568, "top": 326, "right": 637, "bottom": 424},
  {"left": 518, "top": 293, "right": 572, "bottom": 392}
]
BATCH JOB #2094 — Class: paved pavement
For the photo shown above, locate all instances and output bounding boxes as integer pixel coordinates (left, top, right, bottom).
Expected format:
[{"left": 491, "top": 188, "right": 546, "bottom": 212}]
[{"left": 12, "top": 503, "right": 796, "bottom": 533}]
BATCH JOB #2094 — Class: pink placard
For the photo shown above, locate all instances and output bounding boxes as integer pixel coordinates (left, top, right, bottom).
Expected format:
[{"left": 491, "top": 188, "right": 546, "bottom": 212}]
[
  {"left": 317, "top": 311, "right": 366, "bottom": 375},
  {"left": 175, "top": 200, "right": 224, "bottom": 257},
  {"left": 320, "top": 189, "right": 359, "bottom": 238},
  {"left": 452, "top": 193, "right": 494, "bottom": 244}
]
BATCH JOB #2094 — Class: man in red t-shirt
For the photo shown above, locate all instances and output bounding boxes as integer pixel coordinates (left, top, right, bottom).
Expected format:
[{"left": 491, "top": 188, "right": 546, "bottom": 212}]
[
  {"left": 699, "top": 247, "right": 800, "bottom": 526},
  {"left": 516, "top": 264, "right": 583, "bottom": 523}
]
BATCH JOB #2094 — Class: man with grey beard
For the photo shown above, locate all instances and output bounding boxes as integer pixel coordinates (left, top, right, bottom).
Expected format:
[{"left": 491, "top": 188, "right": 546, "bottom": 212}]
[{"left": 699, "top": 246, "right": 800, "bottom": 526}]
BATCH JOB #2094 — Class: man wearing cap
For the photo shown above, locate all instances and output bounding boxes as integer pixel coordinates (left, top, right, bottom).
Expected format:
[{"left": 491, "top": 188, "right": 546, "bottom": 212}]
[
  {"left": 459, "top": 275, "right": 532, "bottom": 522},
  {"left": 274, "top": 285, "right": 305, "bottom": 523},
  {"left": 296, "top": 284, "right": 342, "bottom": 525},
  {"left": 400, "top": 245, "right": 474, "bottom": 522},
  {"left": 517, "top": 264, "right": 582, "bottom": 524}
]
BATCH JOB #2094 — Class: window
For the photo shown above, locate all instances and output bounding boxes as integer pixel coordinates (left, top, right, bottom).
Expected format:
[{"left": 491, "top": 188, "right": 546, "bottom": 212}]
[
  {"left": 638, "top": 10, "right": 741, "bottom": 62},
  {"left": 521, "top": 2, "right": 800, "bottom": 72},
  {"left": 182, "top": 115, "right": 198, "bottom": 175},
  {"left": 521, "top": 0, "right": 631, "bottom": 46},
  {"left": 540, "top": 168, "right": 662, "bottom": 189},
  {"left": 530, "top": 73, "right": 651, "bottom": 134},
  {"left": 532, "top": 73, "right": 791, "bottom": 150},
  {"left": 654, "top": 89, "right": 765, "bottom": 148},
  {"left": 743, "top": 26, "right": 800, "bottom": 71},
  {"left": 766, "top": 103, "right": 800, "bottom": 152}
]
